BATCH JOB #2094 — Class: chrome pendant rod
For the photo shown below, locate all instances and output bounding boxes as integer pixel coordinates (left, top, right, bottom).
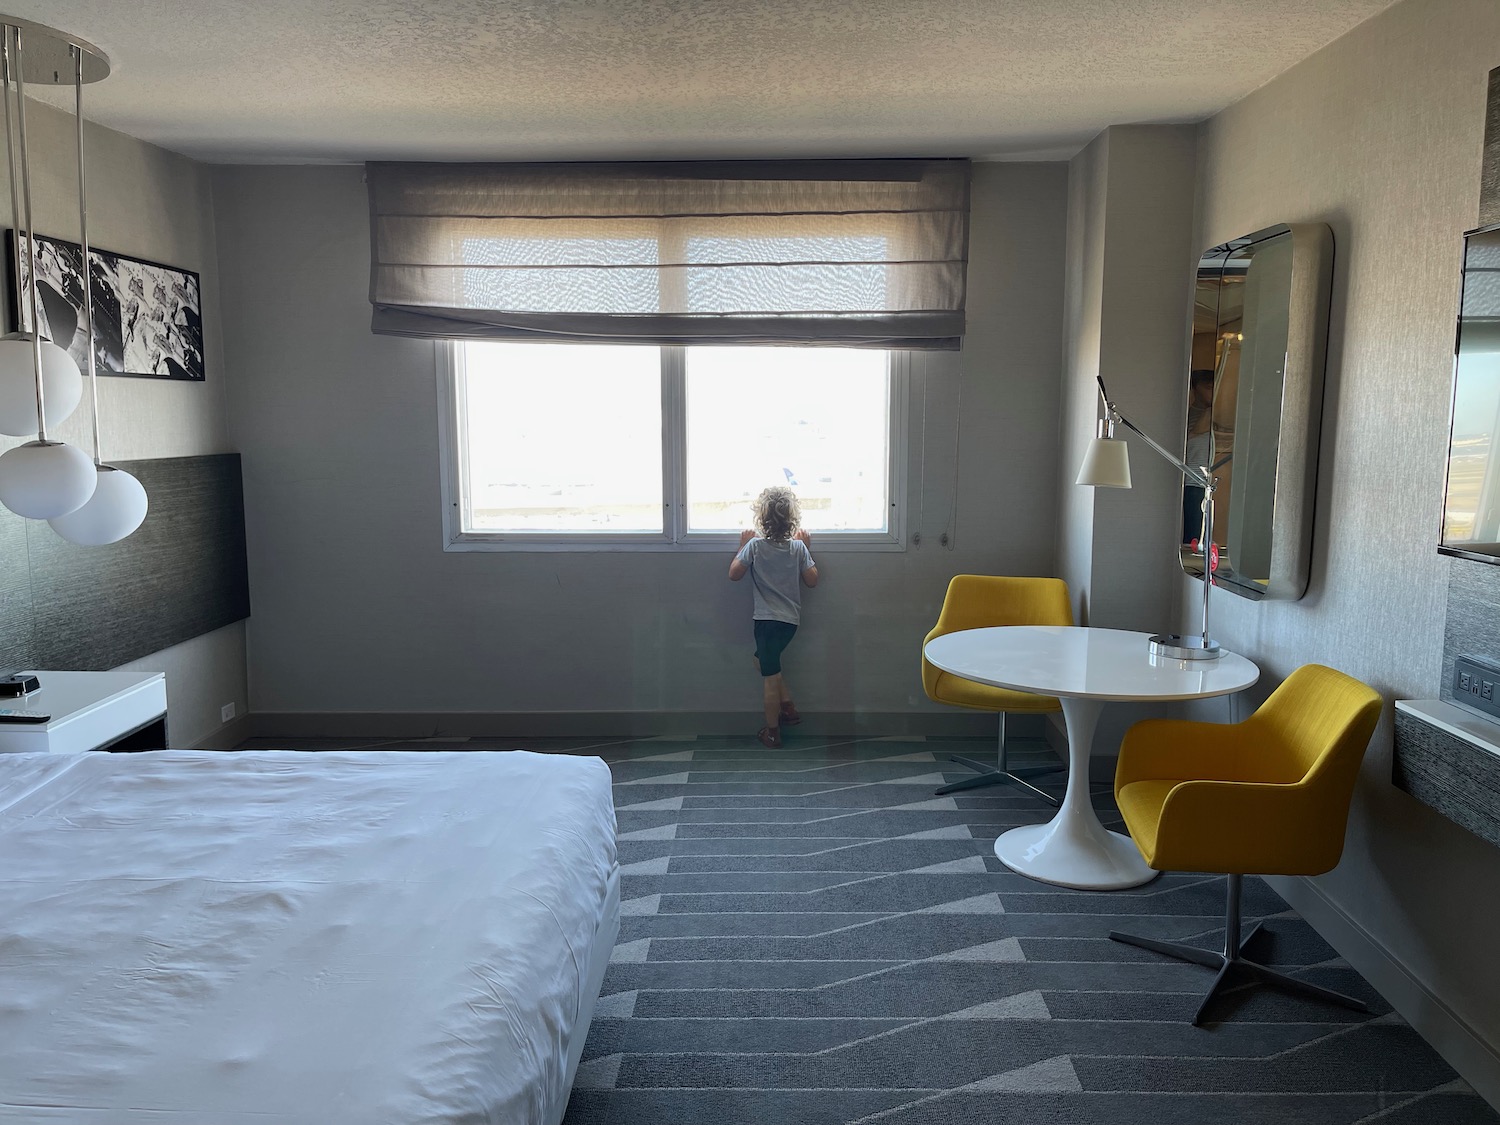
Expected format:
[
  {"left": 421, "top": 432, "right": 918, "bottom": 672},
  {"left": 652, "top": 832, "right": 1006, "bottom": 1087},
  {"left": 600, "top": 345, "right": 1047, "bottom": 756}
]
[
  {"left": 11, "top": 23, "right": 45, "bottom": 440},
  {"left": 73, "top": 44, "right": 99, "bottom": 466}
]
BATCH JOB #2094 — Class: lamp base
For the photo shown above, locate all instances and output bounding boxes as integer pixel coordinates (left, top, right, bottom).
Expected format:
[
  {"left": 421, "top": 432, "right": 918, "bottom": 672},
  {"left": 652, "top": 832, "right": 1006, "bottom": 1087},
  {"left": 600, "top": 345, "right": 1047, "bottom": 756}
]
[{"left": 1149, "top": 633, "right": 1223, "bottom": 661}]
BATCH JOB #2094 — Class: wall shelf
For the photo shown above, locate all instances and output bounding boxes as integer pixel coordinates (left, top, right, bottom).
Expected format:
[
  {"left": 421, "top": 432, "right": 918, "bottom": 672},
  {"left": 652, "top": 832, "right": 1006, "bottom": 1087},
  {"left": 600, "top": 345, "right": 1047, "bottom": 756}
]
[{"left": 1393, "top": 699, "right": 1500, "bottom": 850}]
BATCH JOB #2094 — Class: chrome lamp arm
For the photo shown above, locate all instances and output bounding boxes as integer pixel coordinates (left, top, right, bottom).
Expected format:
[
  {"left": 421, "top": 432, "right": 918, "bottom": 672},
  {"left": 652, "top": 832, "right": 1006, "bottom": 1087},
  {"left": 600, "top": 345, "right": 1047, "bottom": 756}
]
[
  {"left": 1095, "top": 376, "right": 1211, "bottom": 487},
  {"left": 1090, "top": 376, "right": 1221, "bottom": 661}
]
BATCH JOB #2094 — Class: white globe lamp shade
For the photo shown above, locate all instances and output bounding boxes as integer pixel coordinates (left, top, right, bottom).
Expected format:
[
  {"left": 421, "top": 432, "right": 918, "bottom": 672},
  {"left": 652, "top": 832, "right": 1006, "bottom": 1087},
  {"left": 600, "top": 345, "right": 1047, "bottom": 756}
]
[
  {"left": 0, "top": 440, "right": 97, "bottom": 519},
  {"left": 1075, "top": 437, "right": 1133, "bottom": 489},
  {"left": 0, "top": 334, "right": 84, "bottom": 436},
  {"left": 49, "top": 464, "right": 148, "bottom": 545}
]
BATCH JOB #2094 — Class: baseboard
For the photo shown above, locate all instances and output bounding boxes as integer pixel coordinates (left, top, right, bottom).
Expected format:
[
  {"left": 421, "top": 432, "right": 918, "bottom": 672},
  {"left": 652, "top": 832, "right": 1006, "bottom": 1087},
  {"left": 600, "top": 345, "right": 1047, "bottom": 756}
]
[
  {"left": 188, "top": 713, "right": 255, "bottom": 750},
  {"left": 1268, "top": 874, "right": 1500, "bottom": 1109},
  {"left": 245, "top": 710, "right": 1044, "bottom": 741}
]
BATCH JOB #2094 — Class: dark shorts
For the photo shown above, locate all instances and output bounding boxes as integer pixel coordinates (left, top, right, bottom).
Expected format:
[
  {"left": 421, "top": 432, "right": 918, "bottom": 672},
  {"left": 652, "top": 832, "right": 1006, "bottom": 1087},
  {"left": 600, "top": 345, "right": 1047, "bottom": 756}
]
[{"left": 753, "top": 619, "right": 798, "bottom": 677}]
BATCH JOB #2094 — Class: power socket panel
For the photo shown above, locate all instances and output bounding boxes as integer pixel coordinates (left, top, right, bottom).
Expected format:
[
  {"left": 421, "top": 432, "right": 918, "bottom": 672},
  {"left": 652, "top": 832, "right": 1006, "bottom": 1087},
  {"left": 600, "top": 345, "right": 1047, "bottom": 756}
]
[{"left": 1452, "top": 655, "right": 1500, "bottom": 721}]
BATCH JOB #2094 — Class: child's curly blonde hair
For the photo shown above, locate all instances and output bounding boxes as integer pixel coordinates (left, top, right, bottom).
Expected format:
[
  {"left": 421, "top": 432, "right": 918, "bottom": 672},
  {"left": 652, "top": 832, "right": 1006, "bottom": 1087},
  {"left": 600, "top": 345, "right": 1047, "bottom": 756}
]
[{"left": 753, "top": 486, "right": 801, "bottom": 543}]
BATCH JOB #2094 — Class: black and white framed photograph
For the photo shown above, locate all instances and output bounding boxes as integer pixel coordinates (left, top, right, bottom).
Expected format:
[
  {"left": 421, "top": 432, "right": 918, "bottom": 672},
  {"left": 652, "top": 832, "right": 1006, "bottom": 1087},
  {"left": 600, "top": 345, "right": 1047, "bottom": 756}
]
[{"left": 6, "top": 230, "right": 205, "bottom": 381}]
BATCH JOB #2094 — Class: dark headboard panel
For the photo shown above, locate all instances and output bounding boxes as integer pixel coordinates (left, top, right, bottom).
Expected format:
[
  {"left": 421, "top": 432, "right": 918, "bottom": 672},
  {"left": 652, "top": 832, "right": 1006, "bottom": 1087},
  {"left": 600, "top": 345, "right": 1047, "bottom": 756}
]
[{"left": 0, "top": 453, "right": 250, "bottom": 670}]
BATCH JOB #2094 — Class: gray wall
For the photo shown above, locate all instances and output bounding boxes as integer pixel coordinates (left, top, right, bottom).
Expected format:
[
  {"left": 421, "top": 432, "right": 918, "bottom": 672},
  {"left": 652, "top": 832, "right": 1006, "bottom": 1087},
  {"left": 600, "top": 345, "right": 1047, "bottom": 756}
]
[
  {"left": 1057, "top": 125, "right": 1198, "bottom": 636},
  {"left": 213, "top": 162, "right": 1069, "bottom": 728},
  {"left": 1089, "top": 126, "right": 1198, "bottom": 635},
  {"left": 0, "top": 100, "right": 245, "bottom": 748},
  {"left": 1181, "top": 0, "right": 1500, "bottom": 1100},
  {"left": 1056, "top": 133, "right": 1107, "bottom": 626},
  {"left": 1054, "top": 125, "right": 1201, "bottom": 759}
]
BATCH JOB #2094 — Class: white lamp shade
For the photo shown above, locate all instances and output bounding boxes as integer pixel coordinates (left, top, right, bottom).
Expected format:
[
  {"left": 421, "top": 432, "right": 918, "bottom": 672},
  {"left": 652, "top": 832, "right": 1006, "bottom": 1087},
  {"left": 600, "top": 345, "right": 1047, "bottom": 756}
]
[
  {"left": 0, "top": 335, "right": 84, "bottom": 436},
  {"left": 1076, "top": 437, "right": 1133, "bottom": 488},
  {"left": 0, "top": 440, "right": 97, "bottom": 519},
  {"left": 49, "top": 464, "right": 149, "bottom": 545}
]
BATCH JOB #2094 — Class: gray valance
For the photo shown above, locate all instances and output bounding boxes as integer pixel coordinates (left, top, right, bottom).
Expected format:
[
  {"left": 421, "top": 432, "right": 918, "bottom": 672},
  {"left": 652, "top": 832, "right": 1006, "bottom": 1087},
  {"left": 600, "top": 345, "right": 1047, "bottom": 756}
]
[{"left": 367, "top": 159, "right": 970, "bottom": 350}]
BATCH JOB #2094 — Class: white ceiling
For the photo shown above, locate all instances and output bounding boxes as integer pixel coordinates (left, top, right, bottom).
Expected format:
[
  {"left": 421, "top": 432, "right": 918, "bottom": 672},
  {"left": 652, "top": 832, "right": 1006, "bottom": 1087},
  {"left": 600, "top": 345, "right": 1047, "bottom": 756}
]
[{"left": 10, "top": 0, "right": 1397, "bottom": 164}]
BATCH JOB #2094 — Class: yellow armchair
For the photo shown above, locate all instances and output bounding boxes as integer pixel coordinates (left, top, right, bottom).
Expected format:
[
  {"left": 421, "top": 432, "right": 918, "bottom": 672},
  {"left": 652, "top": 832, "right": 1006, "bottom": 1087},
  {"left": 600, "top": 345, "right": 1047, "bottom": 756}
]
[
  {"left": 921, "top": 575, "right": 1072, "bottom": 800},
  {"left": 1109, "top": 663, "right": 1383, "bottom": 1025}
]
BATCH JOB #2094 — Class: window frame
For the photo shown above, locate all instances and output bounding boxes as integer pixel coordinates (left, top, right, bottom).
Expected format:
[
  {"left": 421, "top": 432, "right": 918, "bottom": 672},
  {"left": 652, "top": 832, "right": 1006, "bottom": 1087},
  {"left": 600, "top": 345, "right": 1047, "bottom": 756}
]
[{"left": 437, "top": 341, "right": 908, "bottom": 552}]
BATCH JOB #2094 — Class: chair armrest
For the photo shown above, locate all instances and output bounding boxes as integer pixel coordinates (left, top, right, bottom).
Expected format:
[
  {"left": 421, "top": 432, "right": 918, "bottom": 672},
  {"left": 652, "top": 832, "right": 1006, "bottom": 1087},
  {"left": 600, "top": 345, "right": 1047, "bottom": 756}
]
[{"left": 1151, "top": 779, "right": 1345, "bottom": 876}]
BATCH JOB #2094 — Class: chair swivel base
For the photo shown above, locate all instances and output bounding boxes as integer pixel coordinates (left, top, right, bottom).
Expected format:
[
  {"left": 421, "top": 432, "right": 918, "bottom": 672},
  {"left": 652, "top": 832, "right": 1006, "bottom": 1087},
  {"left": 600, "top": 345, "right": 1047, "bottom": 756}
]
[
  {"left": 1109, "top": 921, "right": 1370, "bottom": 1026},
  {"left": 935, "top": 755, "right": 1062, "bottom": 804}
]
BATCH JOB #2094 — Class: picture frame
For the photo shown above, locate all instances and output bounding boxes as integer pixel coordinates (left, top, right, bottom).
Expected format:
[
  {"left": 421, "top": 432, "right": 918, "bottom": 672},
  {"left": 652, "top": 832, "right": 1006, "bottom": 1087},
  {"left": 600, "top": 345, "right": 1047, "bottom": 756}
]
[{"left": 5, "top": 230, "right": 205, "bottom": 381}]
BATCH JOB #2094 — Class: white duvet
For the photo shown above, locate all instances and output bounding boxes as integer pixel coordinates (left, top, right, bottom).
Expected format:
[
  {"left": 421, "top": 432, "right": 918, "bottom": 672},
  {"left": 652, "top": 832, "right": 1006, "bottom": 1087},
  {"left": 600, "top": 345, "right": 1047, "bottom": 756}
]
[{"left": 0, "top": 749, "right": 617, "bottom": 1124}]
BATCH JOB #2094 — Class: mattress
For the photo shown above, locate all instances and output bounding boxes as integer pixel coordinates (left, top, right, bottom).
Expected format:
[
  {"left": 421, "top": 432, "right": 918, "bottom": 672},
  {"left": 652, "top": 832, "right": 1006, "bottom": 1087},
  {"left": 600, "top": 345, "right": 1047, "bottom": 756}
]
[{"left": 0, "top": 749, "right": 618, "bottom": 1124}]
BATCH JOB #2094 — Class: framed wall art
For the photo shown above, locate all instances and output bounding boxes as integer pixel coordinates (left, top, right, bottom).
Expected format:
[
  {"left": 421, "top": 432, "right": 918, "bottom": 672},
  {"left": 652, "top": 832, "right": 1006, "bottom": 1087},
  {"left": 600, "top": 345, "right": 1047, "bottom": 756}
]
[{"left": 6, "top": 230, "right": 204, "bottom": 381}]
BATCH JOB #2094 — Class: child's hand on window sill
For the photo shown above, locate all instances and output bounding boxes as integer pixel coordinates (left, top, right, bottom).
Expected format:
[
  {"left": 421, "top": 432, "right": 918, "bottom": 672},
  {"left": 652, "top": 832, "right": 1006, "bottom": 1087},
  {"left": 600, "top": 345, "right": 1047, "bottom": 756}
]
[{"left": 738, "top": 529, "right": 756, "bottom": 548}]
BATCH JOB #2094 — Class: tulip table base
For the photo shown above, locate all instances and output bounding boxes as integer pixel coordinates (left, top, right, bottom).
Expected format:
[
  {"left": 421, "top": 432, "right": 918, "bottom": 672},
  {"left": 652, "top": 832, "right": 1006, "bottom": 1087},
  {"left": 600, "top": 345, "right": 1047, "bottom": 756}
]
[{"left": 992, "top": 696, "right": 1157, "bottom": 890}]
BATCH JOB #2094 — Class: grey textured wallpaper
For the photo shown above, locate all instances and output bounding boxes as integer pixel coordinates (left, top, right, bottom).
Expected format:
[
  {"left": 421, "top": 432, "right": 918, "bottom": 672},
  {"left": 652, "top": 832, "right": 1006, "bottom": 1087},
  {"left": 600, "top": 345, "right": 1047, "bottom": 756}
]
[
  {"left": 1442, "top": 558, "right": 1500, "bottom": 702},
  {"left": 0, "top": 507, "right": 33, "bottom": 670},
  {"left": 1481, "top": 67, "right": 1500, "bottom": 227},
  {"left": 0, "top": 454, "right": 249, "bottom": 672},
  {"left": 1393, "top": 707, "right": 1500, "bottom": 850}
]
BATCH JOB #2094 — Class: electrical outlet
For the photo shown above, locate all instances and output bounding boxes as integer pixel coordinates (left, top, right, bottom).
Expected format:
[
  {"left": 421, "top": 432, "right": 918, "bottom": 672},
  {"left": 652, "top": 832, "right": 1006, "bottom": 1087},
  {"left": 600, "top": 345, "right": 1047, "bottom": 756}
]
[
  {"left": 220, "top": 702, "right": 236, "bottom": 724},
  {"left": 1453, "top": 656, "right": 1500, "bottom": 721}
]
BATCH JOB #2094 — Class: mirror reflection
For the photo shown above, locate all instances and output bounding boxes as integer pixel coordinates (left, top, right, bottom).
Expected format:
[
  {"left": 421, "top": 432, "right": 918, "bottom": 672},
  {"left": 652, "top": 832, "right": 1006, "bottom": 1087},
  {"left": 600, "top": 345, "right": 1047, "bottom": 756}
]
[
  {"left": 1181, "top": 228, "right": 1296, "bottom": 598},
  {"left": 1440, "top": 225, "right": 1500, "bottom": 560}
]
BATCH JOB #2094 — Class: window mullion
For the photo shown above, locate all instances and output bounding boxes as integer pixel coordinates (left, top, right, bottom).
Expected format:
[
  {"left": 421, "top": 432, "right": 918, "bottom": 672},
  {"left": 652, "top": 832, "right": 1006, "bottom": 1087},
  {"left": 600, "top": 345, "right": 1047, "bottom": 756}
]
[{"left": 662, "top": 345, "right": 686, "bottom": 541}]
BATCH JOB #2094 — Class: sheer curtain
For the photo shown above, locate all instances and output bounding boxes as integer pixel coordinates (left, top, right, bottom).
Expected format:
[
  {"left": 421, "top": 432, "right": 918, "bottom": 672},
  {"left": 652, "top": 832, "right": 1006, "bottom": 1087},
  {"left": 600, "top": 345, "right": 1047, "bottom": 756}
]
[{"left": 367, "top": 159, "right": 970, "bottom": 349}]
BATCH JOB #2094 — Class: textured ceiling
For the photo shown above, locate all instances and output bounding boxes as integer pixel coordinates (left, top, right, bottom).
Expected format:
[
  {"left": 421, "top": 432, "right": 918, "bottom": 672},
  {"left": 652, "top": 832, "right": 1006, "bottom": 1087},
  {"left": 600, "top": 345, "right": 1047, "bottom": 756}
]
[{"left": 8, "top": 0, "right": 1398, "bottom": 164}]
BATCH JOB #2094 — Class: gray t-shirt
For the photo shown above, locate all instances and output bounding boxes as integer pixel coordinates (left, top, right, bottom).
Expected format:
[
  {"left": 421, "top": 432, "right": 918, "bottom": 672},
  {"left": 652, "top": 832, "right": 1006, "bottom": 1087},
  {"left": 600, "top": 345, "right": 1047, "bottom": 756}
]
[{"left": 735, "top": 537, "right": 815, "bottom": 624}]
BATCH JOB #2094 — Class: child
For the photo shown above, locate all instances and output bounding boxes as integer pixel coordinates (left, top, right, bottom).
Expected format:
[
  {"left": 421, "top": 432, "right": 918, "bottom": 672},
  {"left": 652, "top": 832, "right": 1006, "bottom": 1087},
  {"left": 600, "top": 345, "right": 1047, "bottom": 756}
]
[{"left": 728, "top": 486, "right": 819, "bottom": 749}]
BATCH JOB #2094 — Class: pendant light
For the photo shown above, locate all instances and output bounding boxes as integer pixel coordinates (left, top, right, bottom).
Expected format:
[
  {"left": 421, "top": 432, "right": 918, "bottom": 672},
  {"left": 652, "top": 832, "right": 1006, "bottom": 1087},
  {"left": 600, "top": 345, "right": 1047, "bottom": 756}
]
[
  {"left": 0, "top": 29, "right": 80, "bottom": 436},
  {"left": 0, "top": 20, "right": 102, "bottom": 522},
  {"left": 49, "top": 41, "right": 146, "bottom": 545}
]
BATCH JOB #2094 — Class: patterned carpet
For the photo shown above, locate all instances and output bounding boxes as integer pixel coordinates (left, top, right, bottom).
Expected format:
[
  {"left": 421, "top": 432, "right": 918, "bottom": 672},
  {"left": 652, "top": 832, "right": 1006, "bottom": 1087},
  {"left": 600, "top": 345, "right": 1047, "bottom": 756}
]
[{"left": 551, "top": 733, "right": 1500, "bottom": 1125}]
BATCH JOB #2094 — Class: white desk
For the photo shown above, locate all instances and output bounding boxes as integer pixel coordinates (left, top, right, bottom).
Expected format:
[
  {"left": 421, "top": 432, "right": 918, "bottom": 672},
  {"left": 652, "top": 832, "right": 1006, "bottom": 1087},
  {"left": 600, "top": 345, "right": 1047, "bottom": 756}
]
[
  {"left": 0, "top": 670, "right": 168, "bottom": 755},
  {"left": 923, "top": 626, "right": 1259, "bottom": 890}
]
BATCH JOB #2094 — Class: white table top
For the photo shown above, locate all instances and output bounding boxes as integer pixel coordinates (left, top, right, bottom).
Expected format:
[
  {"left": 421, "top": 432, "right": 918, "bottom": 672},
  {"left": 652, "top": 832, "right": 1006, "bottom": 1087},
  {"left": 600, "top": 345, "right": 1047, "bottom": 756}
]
[{"left": 924, "top": 625, "right": 1259, "bottom": 702}]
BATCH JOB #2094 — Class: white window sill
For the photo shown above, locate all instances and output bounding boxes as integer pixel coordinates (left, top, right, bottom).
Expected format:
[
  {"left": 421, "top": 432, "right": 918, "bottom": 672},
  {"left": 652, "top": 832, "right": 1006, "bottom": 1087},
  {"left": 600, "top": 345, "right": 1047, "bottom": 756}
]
[{"left": 442, "top": 533, "right": 903, "bottom": 553}]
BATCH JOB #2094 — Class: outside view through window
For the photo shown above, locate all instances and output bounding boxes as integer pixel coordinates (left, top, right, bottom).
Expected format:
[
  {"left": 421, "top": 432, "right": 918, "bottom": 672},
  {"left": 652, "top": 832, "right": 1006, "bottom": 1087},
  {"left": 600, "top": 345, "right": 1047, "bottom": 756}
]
[
  {"left": 459, "top": 342, "right": 890, "bottom": 536},
  {"left": 684, "top": 347, "right": 888, "bottom": 532}
]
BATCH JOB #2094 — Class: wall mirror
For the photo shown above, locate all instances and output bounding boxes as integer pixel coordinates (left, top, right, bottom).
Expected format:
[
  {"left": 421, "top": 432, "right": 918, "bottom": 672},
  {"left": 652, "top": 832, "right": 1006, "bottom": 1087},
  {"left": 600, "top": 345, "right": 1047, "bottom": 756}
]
[
  {"left": 1181, "top": 222, "right": 1333, "bottom": 600},
  {"left": 1439, "top": 223, "right": 1500, "bottom": 563}
]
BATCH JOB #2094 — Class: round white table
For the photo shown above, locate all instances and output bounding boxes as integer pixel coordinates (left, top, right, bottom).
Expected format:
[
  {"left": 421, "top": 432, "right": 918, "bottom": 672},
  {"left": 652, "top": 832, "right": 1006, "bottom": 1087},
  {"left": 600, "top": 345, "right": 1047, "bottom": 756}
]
[{"left": 923, "top": 625, "right": 1259, "bottom": 891}]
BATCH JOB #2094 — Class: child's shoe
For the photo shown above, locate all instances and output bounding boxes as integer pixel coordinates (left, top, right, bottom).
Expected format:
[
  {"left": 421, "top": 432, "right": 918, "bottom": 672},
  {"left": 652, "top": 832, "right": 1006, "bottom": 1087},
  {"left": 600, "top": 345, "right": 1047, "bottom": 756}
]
[
  {"left": 779, "top": 701, "right": 802, "bottom": 725},
  {"left": 757, "top": 726, "right": 783, "bottom": 749}
]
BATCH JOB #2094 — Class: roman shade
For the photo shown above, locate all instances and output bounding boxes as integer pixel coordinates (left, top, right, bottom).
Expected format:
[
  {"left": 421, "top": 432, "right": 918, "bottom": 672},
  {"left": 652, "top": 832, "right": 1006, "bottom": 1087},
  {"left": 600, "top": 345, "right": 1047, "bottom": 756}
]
[{"left": 367, "top": 159, "right": 970, "bottom": 349}]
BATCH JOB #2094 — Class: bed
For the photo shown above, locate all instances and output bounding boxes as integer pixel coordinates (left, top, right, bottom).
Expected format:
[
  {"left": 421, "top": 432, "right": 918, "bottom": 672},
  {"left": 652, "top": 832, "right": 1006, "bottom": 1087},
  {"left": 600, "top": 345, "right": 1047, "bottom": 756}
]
[{"left": 0, "top": 748, "right": 619, "bottom": 1125}]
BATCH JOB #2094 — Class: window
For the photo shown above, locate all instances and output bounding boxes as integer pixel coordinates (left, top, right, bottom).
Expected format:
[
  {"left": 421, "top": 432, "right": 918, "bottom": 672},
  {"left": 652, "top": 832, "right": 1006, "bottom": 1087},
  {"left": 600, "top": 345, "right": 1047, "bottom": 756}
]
[{"left": 440, "top": 341, "right": 904, "bottom": 550}]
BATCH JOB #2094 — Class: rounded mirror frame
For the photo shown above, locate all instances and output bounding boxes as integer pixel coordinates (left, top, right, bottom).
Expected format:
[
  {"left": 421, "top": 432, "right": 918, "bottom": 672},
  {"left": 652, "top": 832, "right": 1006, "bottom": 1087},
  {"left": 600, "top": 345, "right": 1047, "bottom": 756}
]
[{"left": 1181, "top": 222, "right": 1333, "bottom": 601}]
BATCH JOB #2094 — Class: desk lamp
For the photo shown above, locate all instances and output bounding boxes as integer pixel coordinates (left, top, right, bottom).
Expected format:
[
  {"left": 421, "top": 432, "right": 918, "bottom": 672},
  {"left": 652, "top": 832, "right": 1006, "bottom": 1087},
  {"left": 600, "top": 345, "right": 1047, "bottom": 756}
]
[{"left": 1076, "top": 375, "right": 1222, "bottom": 661}]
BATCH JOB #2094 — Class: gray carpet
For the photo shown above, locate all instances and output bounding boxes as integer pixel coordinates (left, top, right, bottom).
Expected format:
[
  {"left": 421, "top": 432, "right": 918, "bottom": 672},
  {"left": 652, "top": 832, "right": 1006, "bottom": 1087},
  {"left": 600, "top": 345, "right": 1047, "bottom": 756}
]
[
  {"left": 237, "top": 731, "right": 1499, "bottom": 1123},
  {"left": 554, "top": 733, "right": 1499, "bottom": 1125}
]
